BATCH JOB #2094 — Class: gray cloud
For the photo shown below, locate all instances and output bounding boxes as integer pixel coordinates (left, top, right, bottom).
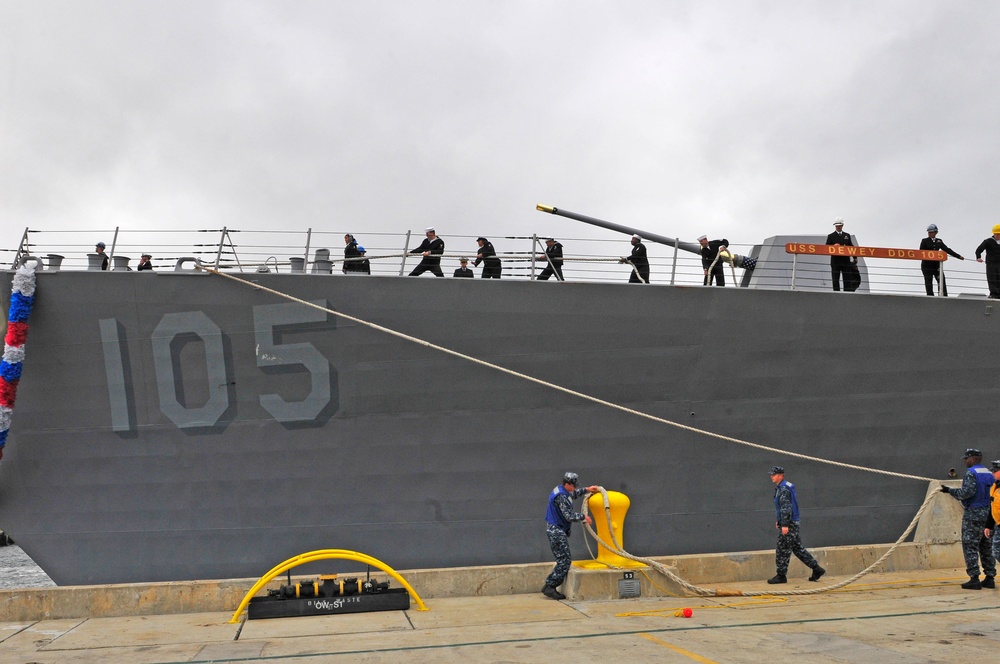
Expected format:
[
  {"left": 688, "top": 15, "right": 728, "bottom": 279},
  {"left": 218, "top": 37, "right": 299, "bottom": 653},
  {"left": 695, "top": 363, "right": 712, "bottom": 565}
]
[{"left": 3, "top": 0, "right": 1000, "bottom": 263}]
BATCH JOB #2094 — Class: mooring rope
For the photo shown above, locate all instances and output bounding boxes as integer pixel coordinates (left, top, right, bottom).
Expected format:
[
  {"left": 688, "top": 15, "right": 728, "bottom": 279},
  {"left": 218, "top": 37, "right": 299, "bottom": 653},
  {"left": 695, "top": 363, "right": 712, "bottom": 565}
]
[
  {"left": 199, "top": 264, "right": 947, "bottom": 596},
  {"left": 200, "top": 263, "right": 933, "bottom": 483},
  {"left": 581, "top": 486, "right": 938, "bottom": 597}
]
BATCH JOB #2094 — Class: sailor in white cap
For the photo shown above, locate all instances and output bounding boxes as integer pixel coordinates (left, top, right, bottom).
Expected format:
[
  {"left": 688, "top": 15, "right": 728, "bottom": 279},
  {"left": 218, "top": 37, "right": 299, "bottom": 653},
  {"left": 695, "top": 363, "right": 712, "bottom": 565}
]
[
  {"left": 408, "top": 227, "right": 445, "bottom": 277},
  {"left": 619, "top": 234, "right": 649, "bottom": 283},
  {"left": 825, "top": 218, "right": 854, "bottom": 291},
  {"left": 919, "top": 224, "right": 964, "bottom": 296},
  {"left": 698, "top": 235, "right": 729, "bottom": 286}
]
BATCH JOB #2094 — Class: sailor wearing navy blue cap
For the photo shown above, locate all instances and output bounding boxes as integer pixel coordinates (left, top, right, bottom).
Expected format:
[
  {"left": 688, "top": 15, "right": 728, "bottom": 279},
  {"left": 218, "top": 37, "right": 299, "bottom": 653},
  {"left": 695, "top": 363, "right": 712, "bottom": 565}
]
[
  {"left": 620, "top": 234, "right": 650, "bottom": 284},
  {"left": 542, "top": 471, "right": 600, "bottom": 599},
  {"left": 918, "top": 224, "right": 964, "bottom": 296},
  {"left": 768, "top": 466, "right": 825, "bottom": 584},
  {"left": 474, "top": 237, "right": 502, "bottom": 279},
  {"left": 940, "top": 448, "right": 996, "bottom": 589},
  {"left": 95, "top": 241, "right": 109, "bottom": 271}
]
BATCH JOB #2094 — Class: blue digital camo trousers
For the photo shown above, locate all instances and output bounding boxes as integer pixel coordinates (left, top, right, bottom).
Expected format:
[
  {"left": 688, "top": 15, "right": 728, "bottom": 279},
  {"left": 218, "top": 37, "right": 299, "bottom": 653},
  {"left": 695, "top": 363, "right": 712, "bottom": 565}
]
[
  {"left": 961, "top": 507, "right": 996, "bottom": 578},
  {"left": 993, "top": 526, "right": 1000, "bottom": 570},
  {"left": 775, "top": 522, "right": 819, "bottom": 575},
  {"left": 545, "top": 525, "right": 572, "bottom": 588}
]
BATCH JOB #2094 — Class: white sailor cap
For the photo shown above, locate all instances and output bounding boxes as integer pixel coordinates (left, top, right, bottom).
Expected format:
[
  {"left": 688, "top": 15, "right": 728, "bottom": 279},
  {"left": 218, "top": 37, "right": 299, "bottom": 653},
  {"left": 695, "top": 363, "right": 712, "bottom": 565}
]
[
  {"left": 697, "top": 235, "right": 708, "bottom": 241},
  {"left": 632, "top": 234, "right": 641, "bottom": 241},
  {"left": 425, "top": 227, "right": 435, "bottom": 233},
  {"left": 833, "top": 218, "right": 844, "bottom": 226}
]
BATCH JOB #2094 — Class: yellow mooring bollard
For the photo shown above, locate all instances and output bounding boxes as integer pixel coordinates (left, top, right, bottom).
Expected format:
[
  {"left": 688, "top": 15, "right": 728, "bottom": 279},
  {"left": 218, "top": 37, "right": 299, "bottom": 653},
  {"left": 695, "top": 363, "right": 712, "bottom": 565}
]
[{"left": 574, "top": 490, "right": 646, "bottom": 569}]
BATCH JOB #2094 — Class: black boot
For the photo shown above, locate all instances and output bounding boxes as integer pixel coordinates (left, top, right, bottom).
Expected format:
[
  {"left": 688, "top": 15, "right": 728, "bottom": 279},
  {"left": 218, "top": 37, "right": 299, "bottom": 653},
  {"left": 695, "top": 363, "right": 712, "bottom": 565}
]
[
  {"left": 767, "top": 574, "right": 787, "bottom": 584},
  {"left": 982, "top": 576, "right": 995, "bottom": 589},
  {"left": 542, "top": 585, "right": 566, "bottom": 600},
  {"left": 961, "top": 576, "right": 982, "bottom": 590},
  {"left": 808, "top": 566, "right": 826, "bottom": 582}
]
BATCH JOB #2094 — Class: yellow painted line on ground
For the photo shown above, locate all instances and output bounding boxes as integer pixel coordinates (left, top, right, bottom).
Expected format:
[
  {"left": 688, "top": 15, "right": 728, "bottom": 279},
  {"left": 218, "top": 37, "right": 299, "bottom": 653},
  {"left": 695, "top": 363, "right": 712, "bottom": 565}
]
[{"left": 640, "top": 633, "right": 718, "bottom": 663}]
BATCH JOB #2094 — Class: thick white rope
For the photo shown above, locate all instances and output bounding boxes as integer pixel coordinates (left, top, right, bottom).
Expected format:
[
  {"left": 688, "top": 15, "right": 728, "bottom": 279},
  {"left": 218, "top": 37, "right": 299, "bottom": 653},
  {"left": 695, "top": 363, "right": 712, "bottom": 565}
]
[
  {"left": 581, "top": 486, "right": 938, "bottom": 597},
  {"left": 201, "top": 264, "right": 931, "bottom": 482},
  {"left": 200, "top": 264, "right": 947, "bottom": 596}
]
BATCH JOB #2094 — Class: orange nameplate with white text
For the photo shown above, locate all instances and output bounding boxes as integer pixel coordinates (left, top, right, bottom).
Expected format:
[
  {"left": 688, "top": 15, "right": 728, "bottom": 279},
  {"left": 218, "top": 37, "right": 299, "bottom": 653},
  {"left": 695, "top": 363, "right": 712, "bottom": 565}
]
[{"left": 784, "top": 244, "right": 947, "bottom": 261}]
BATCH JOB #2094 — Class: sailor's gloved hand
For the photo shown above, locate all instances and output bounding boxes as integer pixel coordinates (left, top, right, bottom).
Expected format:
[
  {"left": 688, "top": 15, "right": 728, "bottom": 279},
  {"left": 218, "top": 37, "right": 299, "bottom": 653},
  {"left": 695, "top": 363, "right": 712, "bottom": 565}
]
[{"left": 939, "top": 485, "right": 950, "bottom": 494}]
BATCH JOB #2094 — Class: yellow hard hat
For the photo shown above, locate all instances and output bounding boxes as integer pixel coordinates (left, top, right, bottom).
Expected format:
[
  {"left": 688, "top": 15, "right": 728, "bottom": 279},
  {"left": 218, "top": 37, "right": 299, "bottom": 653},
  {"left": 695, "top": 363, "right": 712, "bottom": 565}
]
[{"left": 993, "top": 224, "right": 1000, "bottom": 234}]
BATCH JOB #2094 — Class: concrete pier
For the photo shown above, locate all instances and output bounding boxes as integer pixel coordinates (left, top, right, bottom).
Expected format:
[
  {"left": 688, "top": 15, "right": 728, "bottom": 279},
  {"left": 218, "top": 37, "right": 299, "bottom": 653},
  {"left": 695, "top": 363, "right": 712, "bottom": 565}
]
[
  {"left": 1, "top": 565, "right": 995, "bottom": 663},
  {"left": 1, "top": 485, "right": 986, "bottom": 662}
]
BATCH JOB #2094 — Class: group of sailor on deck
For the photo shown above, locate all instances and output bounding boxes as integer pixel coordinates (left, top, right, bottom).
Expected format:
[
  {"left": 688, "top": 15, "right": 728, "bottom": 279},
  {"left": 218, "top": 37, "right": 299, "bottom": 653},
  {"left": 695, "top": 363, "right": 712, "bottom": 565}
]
[{"left": 86, "top": 220, "right": 1000, "bottom": 294}]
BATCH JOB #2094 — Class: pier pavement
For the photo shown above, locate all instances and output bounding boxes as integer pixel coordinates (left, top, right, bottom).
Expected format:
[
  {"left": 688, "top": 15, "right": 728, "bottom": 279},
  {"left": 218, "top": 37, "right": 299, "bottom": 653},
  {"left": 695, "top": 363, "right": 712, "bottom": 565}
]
[{"left": 1, "top": 567, "right": 997, "bottom": 663}]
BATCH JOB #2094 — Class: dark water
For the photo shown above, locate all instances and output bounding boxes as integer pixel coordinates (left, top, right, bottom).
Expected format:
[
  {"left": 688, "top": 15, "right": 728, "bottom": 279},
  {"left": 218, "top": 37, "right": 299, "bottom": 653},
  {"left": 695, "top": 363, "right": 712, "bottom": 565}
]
[{"left": 0, "top": 544, "right": 55, "bottom": 589}]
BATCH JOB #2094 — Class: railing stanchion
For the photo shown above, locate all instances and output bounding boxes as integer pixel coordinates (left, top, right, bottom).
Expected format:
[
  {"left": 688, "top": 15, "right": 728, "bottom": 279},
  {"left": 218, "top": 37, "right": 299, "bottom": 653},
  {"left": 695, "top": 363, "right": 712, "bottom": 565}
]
[
  {"left": 399, "top": 231, "right": 412, "bottom": 276},
  {"left": 670, "top": 238, "right": 678, "bottom": 285}
]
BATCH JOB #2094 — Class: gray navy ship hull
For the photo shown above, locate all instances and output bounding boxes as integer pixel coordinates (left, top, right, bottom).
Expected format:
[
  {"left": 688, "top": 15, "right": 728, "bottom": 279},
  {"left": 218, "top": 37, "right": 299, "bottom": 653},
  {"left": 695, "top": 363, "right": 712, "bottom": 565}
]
[{"left": 0, "top": 270, "right": 990, "bottom": 585}]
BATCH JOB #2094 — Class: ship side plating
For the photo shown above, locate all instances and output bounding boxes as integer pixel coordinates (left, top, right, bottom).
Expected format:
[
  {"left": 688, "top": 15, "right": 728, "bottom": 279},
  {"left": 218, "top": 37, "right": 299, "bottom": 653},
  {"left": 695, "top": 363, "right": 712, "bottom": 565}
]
[{"left": 0, "top": 270, "right": 993, "bottom": 584}]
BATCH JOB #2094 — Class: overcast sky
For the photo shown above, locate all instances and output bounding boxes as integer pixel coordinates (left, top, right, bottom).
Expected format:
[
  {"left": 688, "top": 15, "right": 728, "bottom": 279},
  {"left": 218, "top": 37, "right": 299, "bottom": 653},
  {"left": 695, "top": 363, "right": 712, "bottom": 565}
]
[{"left": 3, "top": 0, "right": 1000, "bottom": 262}]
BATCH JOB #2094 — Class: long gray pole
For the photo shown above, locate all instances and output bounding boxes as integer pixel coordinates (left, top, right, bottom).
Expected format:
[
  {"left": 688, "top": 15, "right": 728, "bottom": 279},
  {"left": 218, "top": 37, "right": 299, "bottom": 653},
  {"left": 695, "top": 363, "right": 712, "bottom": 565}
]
[{"left": 536, "top": 204, "right": 702, "bottom": 256}]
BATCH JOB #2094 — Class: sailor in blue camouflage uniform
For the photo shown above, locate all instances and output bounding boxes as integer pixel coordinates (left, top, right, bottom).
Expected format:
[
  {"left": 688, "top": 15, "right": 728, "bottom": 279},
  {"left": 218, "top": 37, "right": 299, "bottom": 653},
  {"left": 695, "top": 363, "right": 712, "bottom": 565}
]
[
  {"left": 542, "top": 472, "right": 600, "bottom": 599},
  {"left": 940, "top": 448, "right": 996, "bottom": 589},
  {"left": 767, "top": 466, "right": 826, "bottom": 584}
]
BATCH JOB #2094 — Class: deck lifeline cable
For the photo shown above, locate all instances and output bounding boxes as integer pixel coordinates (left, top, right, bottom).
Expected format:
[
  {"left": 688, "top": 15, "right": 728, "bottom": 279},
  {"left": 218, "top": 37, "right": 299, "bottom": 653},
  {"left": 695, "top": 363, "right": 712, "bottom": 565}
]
[{"left": 200, "top": 263, "right": 947, "bottom": 596}]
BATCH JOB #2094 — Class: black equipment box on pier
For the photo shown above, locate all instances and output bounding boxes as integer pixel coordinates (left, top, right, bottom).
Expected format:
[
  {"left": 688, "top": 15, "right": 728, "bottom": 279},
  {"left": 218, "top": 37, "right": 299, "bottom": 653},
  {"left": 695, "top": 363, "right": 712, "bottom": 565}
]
[{"left": 248, "top": 588, "right": 410, "bottom": 620}]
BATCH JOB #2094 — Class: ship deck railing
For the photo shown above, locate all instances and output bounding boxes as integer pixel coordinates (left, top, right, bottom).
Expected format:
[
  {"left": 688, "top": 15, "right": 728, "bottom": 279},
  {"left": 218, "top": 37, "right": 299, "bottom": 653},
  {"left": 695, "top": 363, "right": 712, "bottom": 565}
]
[{"left": 3, "top": 226, "right": 992, "bottom": 298}]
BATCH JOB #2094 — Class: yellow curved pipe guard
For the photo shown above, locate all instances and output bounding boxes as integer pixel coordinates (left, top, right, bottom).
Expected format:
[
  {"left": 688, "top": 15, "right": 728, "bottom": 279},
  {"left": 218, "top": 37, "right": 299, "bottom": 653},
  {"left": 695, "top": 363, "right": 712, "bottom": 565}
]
[{"left": 230, "top": 549, "right": 428, "bottom": 622}]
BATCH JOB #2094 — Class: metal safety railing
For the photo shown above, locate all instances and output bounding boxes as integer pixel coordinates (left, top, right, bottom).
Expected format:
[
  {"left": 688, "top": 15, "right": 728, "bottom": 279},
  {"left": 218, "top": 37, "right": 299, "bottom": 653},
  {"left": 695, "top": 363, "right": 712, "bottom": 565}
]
[{"left": 3, "top": 226, "right": 995, "bottom": 298}]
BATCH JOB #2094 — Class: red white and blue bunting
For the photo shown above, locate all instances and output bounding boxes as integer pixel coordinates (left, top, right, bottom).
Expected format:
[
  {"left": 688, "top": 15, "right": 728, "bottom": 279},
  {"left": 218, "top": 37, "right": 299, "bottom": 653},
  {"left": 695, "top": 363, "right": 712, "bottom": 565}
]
[{"left": 0, "top": 260, "right": 37, "bottom": 460}]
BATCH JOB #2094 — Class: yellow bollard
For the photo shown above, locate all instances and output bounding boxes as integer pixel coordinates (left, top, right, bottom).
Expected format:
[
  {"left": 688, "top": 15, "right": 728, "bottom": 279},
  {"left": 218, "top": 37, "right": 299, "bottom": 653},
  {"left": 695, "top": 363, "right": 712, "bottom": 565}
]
[{"left": 574, "top": 490, "right": 646, "bottom": 569}]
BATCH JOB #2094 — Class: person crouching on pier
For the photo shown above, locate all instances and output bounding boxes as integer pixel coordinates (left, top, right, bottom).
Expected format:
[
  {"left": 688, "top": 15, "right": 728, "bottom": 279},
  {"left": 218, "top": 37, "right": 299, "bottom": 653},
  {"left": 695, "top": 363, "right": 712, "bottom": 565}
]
[{"left": 543, "top": 472, "right": 599, "bottom": 599}]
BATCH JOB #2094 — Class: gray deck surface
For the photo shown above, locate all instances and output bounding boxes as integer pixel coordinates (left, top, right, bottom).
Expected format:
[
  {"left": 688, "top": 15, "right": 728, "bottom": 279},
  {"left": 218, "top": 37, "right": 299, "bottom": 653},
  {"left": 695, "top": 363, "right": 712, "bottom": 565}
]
[{"left": 1, "top": 568, "right": 996, "bottom": 663}]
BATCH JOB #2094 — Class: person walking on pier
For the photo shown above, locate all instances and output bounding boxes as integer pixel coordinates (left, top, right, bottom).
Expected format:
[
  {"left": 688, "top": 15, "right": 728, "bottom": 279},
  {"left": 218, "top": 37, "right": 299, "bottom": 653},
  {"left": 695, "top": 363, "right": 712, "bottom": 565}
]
[
  {"left": 975, "top": 225, "right": 1000, "bottom": 298},
  {"left": 620, "top": 234, "right": 650, "bottom": 283},
  {"left": 985, "top": 460, "right": 1000, "bottom": 571},
  {"left": 543, "top": 472, "right": 600, "bottom": 599},
  {"left": 826, "top": 219, "right": 855, "bottom": 292},
  {"left": 409, "top": 227, "right": 445, "bottom": 277},
  {"left": 768, "top": 466, "right": 825, "bottom": 584},
  {"left": 474, "top": 237, "right": 502, "bottom": 279},
  {"left": 536, "top": 238, "right": 564, "bottom": 281},
  {"left": 940, "top": 448, "right": 996, "bottom": 589},
  {"left": 698, "top": 235, "right": 729, "bottom": 286},
  {"left": 919, "top": 224, "right": 963, "bottom": 296}
]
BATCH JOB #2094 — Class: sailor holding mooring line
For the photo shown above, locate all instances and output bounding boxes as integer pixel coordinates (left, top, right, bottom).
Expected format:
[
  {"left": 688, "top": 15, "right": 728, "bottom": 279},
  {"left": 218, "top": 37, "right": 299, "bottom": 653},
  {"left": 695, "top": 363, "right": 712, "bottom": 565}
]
[
  {"left": 698, "top": 235, "right": 729, "bottom": 286},
  {"left": 542, "top": 472, "right": 600, "bottom": 599},
  {"left": 918, "top": 224, "right": 963, "bottom": 296},
  {"left": 940, "top": 448, "right": 996, "bottom": 589}
]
